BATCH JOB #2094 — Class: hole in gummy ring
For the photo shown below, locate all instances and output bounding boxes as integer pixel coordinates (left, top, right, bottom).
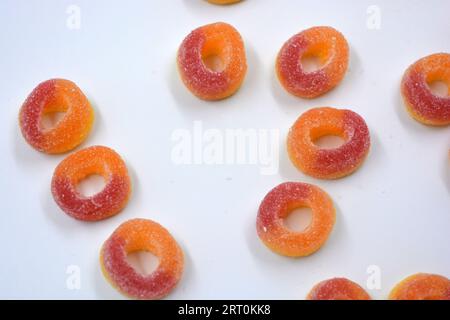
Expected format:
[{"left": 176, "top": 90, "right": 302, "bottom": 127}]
[
  {"left": 76, "top": 174, "right": 106, "bottom": 197},
  {"left": 313, "top": 135, "right": 345, "bottom": 149},
  {"left": 41, "top": 111, "right": 66, "bottom": 130},
  {"left": 300, "top": 55, "right": 323, "bottom": 73},
  {"left": 283, "top": 207, "right": 312, "bottom": 232},
  {"left": 427, "top": 80, "right": 449, "bottom": 97},
  {"left": 126, "top": 251, "right": 160, "bottom": 276},
  {"left": 202, "top": 54, "right": 225, "bottom": 72}
]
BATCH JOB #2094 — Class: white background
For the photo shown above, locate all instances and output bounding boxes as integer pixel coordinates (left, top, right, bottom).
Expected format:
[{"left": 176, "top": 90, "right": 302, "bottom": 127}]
[{"left": 0, "top": 0, "right": 449, "bottom": 299}]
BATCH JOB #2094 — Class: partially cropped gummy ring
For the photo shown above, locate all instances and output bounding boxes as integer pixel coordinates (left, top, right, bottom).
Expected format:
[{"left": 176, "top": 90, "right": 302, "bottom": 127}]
[
  {"left": 177, "top": 22, "right": 247, "bottom": 101},
  {"left": 307, "top": 278, "right": 371, "bottom": 300},
  {"left": 256, "top": 182, "right": 335, "bottom": 257},
  {"left": 51, "top": 146, "right": 131, "bottom": 221},
  {"left": 287, "top": 107, "right": 370, "bottom": 179},
  {"left": 19, "top": 78, "right": 94, "bottom": 154},
  {"left": 100, "top": 218, "right": 184, "bottom": 300},
  {"left": 276, "top": 26, "right": 349, "bottom": 98},
  {"left": 401, "top": 53, "right": 450, "bottom": 126},
  {"left": 389, "top": 273, "right": 450, "bottom": 300},
  {"left": 207, "top": 0, "right": 242, "bottom": 4}
]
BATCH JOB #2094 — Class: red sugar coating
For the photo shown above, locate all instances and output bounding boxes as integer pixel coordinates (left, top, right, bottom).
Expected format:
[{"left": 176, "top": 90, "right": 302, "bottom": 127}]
[
  {"left": 307, "top": 278, "right": 371, "bottom": 300},
  {"left": 100, "top": 219, "right": 184, "bottom": 300},
  {"left": 276, "top": 26, "right": 349, "bottom": 98},
  {"left": 389, "top": 273, "right": 450, "bottom": 300},
  {"left": 256, "top": 182, "right": 335, "bottom": 257},
  {"left": 287, "top": 107, "right": 370, "bottom": 179},
  {"left": 401, "top": 53, "right": 450, "bottom": 126},
  {"left": 19, "top": 79, "right": 94, "bottom": 154},
  {"left": 51, "top": 146, "right": 131, "bottom": 221},
  {"left": 177, "top": 22, "right": 247, "bottom": 100}
]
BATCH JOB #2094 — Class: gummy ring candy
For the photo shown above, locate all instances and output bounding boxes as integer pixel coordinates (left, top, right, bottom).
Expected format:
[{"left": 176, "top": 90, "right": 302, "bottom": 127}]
[
  {"left": 177, "top": 22, "right": 247, "bottom": 101},
  {"left": 276, "top": 26, "right": 349, "bottom": 98},
  {"left": 389, "top": 273, "right": 450, "bottom": 300},
  {"left": 287, "top": 107, "right": 370, "bottom": 179},
  {"left": 19, "top": 79, "right": 94, "bottom": 154},
  {"left": 100, "top": 218, "right": 184, "bottom": 300},
  {"left": 307, "top": 278, "right": 371, "bottom": 300},
  {"left": 51, "top": 146, "right": 131, "bottom": 221},
  {"left": 401, "top": 53, "right": 450, "bottom": 126},
  {"left": 256, "top": 182, "right": 335, "bottom": 257},
  {"left": 207, "top": 0, "right": 241, "bottom": 4}
]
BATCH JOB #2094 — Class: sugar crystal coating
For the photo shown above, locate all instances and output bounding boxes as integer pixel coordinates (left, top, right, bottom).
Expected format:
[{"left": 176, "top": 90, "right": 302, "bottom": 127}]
[
  {"left": 51, "top": 145, "right": 131, "bottom": 221},
  {"left": 276, "top": 26, "right": 349, "bottom": 98},
  {"left": 19, "top": 79, "right": 94, "bottom": 154},
  {"left": 389, "top": 273, "right": 450, "bottom": 300},
  {"left": 401, "top": 53, "right": 450, "bottom": 126},
  {"left": 100, "top": 218, "right": 184, "bottom": 300},
  {"left": 287, "top": 107, "right": 370, "bottom": 179},
  {"left": 307, "top": 278, "right": 371, "bottom": 300},
  {"left": 177, "top": 22, "right": 247, "bottom": 100},
  {"left": 256, "top": 182, "right": 335, "bottom": 257}
]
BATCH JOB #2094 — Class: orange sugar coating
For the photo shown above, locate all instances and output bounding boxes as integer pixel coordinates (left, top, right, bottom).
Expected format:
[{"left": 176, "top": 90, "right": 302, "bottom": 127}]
[
  {"left": 19, "top": 79, "right": 94, "bottom": 154},
  {"left": 307, "top": 278, "right": 371, "bottom": 300},
  {"left": 276, "top": 26, "right": 349, "bottom": 98},
  {"left": 389, "top": 273, "right": 450, "bottom": 300},
  {"left": 177, "top": 22, "right": 247, "bottom": 100},
  {"left": 100, "top": 218, "right": 184, "bottom": 300},
  {"left": 256, "top": 182, "right": 335, "bottom": 257},
  {"left": 207, "top": 0, "right": 242, "bottom": 4},
  {"left": 287, "top": 107, "right": 370, "bottom": 179},
  {"left": 51, "top": 146, "right": 131, "bottom": 221},
  {"left": 401, "top": 53, "right": 450, "bottom": 126}
]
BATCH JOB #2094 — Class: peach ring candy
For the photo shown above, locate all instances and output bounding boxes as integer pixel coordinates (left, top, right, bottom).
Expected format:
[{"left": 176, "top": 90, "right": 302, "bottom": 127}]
[
  {"left": 389, "top": 273, "right": 450, "bottom": 300},
  {"left": 287, "top": 107, "right": 370, "bottom": 179},
  {"left": 100, "top": 218, "right": 184, "bottom": 300},
  {"left": 51, "top": 146, "right": 131, "bottom": 221},
  {"left": 307, "top": 278, "right": 371, "bottom": 300},
  {"left": 401, "top": 53, "right": 450, "bottom": 126},
  {"left": 207, "top": 0, "right": 241, "bottom": 4},
  {"left": 256, "top": 182, "right": 335, "bottom": 257},
  {"left": 276, "top": 26, "right": 349, "bottom": 98},
  {"left": 19, "top": 78, "right": 94, "bottom": 154},
  {"left": 177, "top": 22, "right": 247, "bottom": 101}
]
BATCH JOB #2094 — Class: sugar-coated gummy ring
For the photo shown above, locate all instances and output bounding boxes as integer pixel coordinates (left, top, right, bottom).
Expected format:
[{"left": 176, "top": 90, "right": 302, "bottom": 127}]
[
  {"left": 51, "top": 146, "right": 131, "bottom": 221},
  {"left": 207, "top": 0, "right": 242, "bottom": 4},
  {"left": 276, "top": 26, "right": 349, "bottom": 98},
  {"left": 100, "top": 218, "right": 184, "bottom": 300},
  {"left": 401, "top": 53, "right": 450, "bottom": 126},
  {"left": 389, "top": 273, "right": 450, "bottom": 300},
  {"left": 256, "top": 182, "right": 335, "bottom": 257},
  {"left": 307, "top": 278, "right": 371, "bottom": 300},
  {"left": 177, "top": 22, "right": 247, "bottom": 101},
  {"left": 287, "top": 107, "right": 370, "bottom": 179},
  {"left": 19, "top": 79, "right": 94, "bottom": 154}
]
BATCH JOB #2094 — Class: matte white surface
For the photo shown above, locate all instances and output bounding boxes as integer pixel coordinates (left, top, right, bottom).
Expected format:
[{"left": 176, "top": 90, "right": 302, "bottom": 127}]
[{"left": 0, "top": 0, "right": 449, "bottom": 299}]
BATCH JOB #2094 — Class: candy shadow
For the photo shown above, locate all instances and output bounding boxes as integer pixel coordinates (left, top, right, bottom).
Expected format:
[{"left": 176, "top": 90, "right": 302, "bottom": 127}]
[{"left": 442, "top": 150, "right": 450, "bottom": 193}]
